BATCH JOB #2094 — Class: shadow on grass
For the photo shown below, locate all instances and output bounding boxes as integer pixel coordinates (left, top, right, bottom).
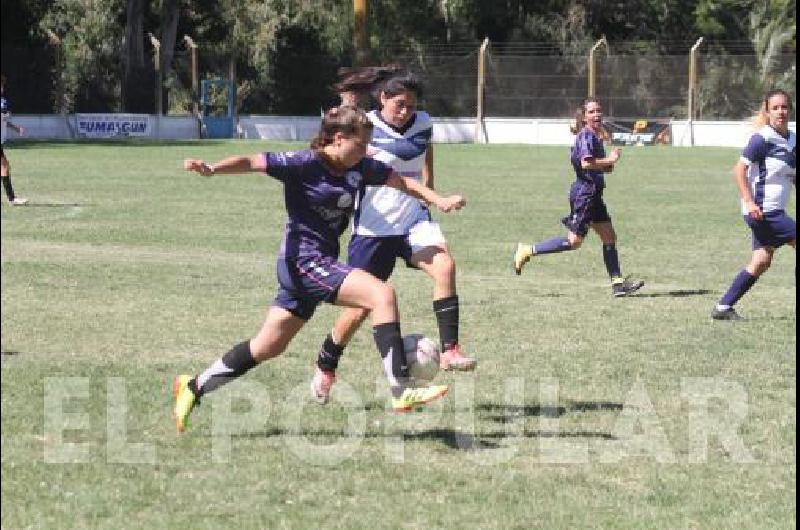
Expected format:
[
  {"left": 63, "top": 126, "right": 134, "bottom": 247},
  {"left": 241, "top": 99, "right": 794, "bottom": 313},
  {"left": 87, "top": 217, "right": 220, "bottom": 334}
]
[
  {"left": 1, "top": 350, "right": 19, "bottom": 356},
  {"left": 10, "top": 202, "right": 89, "bottom": 208},
  {"left": 477, "top": 401, "right": 623, "bottom": 421},
  {"left": 404, "top": 428, "right": 616, "bottom": 450},
  {"left": 234, "top": 426, "right": 615, "bottom": 451},
  {"left": 634, "top": 289, "right": 714, "bottom": 298},
  {"left": 231, "top": 399, "right": 621, "bottom": 450}
]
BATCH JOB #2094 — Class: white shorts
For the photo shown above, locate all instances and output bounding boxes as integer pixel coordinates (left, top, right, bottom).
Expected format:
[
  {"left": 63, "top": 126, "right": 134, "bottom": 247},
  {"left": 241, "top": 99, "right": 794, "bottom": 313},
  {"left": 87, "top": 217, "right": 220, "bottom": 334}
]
[{"left": 407, "top": 219, "right": 446, "bottom": 254}]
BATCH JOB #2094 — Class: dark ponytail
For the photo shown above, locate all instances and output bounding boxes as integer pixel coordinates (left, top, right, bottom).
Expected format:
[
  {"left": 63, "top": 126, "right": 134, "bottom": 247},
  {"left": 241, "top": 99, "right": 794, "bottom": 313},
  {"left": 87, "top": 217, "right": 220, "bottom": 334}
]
[{"left": 333, "top": 64, "right": 418, "bottom": 108}]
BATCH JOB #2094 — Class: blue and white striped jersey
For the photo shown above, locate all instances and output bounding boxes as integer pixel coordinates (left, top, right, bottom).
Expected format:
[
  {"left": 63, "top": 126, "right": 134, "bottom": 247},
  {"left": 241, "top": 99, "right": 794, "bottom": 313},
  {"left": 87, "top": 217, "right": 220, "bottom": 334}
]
[
  {"left": 740, "top": 125, "right": 796, "bottom": 214},
  {"left": 352, "top": 110, "right": 433, "bottom": 236},
  {"left": 1, "top": 96, "right": 10, "bottom": 145}
]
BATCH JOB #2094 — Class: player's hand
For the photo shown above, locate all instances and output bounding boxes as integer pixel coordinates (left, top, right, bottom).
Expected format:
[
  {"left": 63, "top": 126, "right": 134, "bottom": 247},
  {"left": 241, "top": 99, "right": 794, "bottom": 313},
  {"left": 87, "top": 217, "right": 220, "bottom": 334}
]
[
  {"left": 17, "top": 126, "right": 25, "bottom": 136},
  {"left": 184, "top": 159, "right": 214, "bottom": 176},
  {"left": 609, "top": 148, "right": 621, "bottom": 163},
  {"left": 435, "top": 195, "right": 466, "bottom": 213},
  {"left": 745, "top": 201, "right": 763, "bottom": 221}
]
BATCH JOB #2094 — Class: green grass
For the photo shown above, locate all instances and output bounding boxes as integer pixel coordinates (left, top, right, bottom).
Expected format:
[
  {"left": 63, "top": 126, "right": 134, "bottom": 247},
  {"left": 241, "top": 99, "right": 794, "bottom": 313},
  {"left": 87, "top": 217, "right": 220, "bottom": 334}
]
[{"left": 1, "top": 140, "right": 795, "bottom": 529}]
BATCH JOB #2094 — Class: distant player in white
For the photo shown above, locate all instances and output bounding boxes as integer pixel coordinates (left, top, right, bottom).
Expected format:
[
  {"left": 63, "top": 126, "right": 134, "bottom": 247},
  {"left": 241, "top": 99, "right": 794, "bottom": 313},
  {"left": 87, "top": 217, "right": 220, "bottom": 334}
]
[
  {"left": 712, "top": 89, "right": 796, "bottom": 320},
  {"left": 1, "top": 75, "right": 28, "bottom": 206},
  {"left": 312, "top": 67, "right": 475, "bottom": 404}
]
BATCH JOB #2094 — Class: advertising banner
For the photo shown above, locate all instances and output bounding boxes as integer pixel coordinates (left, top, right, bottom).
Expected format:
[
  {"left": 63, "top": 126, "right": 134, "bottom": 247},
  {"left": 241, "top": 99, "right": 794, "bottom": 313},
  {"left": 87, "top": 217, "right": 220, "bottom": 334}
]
[
  {"left": 76, "top": 114, "right": 150, "bottom": 138},
  {"left": 606, "top": 119, "right": 671, "bottom": 146}
]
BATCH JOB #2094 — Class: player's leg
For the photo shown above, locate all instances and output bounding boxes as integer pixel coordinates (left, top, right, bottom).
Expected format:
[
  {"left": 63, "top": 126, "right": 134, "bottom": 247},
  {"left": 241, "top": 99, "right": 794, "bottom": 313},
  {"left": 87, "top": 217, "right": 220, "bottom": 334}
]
[
  {"left": 715, "top": 212, "right": 796, "bottom": 320},
  {"left": 311, "top": 307, "right": 369, "bottom": 404},
  {"left": 410, "top": 243, "right": 476, "bottom": 371},
  {"left": 592, "top": 221, "right": 644, "bottom": 297},
  {"left": 514, "top": 184, "right": 590, "bottom": 275},
  {"left": 174, "top": 305, "right": 307, "bottom": 432},
  {"left": 312, "top": 236, "right": 397, "bottom": 403},
  {"left": 1, "top": 148, "right": 25, "bottom": 205},
  {"left": 514, "top": 230, "right": 583, "bottom": 275},
  {"left": 335, "top": 269, "right": 448, "bottom": 411},
  {"left": 713, "top": 247, "right": 774, "bottom": 320}
]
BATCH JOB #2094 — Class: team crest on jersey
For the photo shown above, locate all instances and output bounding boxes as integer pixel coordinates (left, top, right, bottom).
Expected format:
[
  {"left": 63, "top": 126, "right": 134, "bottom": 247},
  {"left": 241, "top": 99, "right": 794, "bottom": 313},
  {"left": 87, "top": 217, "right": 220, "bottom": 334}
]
[
  {"left": 337, "top": 193, "right": 353, "bottom": 208},
  {"left": 345, "top": 171, "right": 361, "bottom": 187}
]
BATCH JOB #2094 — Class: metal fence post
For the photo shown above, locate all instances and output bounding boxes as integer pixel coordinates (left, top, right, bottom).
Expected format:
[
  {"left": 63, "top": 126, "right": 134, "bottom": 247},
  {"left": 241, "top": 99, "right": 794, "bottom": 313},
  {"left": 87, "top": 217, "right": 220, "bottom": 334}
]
[
  {"left": 688, "top": 37, "right": 704, "bottom": 146},
  {"left": 475, "top": 37, "right": 490, "bottom": 144},
  {"left": 44, "top": 29, "right": 65, "bottom": 113},
  {"left": 588, "top": 36, "right": 608, "bottom": 97},
  {"left": 183, "top": 35, "right": 198, "bottom": 117},
  {"left": 148, "top": 33, "right": 162, "bottom": 115}
]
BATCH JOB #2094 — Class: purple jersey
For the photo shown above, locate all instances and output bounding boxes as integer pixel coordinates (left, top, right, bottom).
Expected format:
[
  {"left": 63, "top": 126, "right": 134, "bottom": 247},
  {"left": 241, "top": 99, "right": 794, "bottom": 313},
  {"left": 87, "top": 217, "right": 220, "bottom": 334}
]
[
  {"left": 264, "top": 149, "right": 392, "bottom": 259},
  {"left": 570, "top": 127, "right": 606, "bottom": 188}
]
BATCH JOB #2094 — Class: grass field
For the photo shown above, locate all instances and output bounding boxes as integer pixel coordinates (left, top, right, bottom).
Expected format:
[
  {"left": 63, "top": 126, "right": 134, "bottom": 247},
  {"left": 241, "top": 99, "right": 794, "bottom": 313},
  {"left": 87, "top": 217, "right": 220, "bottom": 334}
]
[{"left": 1, "top": 140, "right": 795, "bottom": 529}]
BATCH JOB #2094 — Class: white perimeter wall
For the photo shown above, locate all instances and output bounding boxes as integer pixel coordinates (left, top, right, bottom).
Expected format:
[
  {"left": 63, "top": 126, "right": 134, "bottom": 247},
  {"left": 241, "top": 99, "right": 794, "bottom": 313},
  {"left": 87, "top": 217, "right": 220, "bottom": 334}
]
[{"left": 9, "top": 114, "right": 796, "bottom": 147}]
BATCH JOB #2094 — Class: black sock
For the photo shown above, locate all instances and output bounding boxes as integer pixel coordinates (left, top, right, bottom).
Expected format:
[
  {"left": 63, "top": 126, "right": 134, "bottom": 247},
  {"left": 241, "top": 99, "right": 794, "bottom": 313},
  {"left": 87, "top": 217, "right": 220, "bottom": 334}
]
[
  {"left": 433, "top": 295, "right": 459, "bottom": 350},
  {"left": 317, "top": 334, "right": 345, "bottom": 372},
  {"left": 602, "top": 244, "right": 621, "bottom": 279},
  {"left": 373, "top": 322, "right": 409, "bottom": 395},
  {"left": 195, "top": 340, "right": 257, "bottom": 395},
  {"left": 2, "top": 176, "right": 15, "bottom": 202}
]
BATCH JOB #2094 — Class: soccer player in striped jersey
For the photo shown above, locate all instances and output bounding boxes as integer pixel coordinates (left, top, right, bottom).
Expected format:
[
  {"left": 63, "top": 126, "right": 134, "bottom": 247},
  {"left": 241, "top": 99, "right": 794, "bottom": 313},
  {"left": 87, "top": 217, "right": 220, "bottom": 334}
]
[
  {"left": 513, "top": 97, "right": 644, "bottom": 297},
  {"left": 1, "top": 75, "right": 27, "bottom": 206},
  {"left": 311, "top": 67, "right": 476, "bottom": 405},
  {"left": 173, "top": 106, "right": 466, "bottom": 431},
  {"left": 712, "top": 89, "right": 796, "bottom": 320}
]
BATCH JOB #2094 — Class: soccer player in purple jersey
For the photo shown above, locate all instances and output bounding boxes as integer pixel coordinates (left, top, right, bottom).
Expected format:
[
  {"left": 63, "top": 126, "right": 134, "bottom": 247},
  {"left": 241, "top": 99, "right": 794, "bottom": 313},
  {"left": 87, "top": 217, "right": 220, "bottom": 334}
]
[
  {"left": 310, "top": 67, "right": 475, "bottom": 406},
  {"left": 513, "top": 97, "right": 644, "bottom": 297},
  {"left": 172, "top": 106, "right": 466, "bottom": 432},
  {"left": 712, "top": 89, "right": 796, "bottom": 320},
  {"left": 1, "top": 75, "right": 28, "bottom": 206}
]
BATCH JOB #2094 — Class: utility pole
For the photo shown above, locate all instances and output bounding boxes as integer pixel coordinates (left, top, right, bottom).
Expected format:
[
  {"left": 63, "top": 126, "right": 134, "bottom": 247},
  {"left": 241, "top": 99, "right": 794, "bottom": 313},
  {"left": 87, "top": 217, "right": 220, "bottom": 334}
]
[{"left": 353, "top": 0, "right": 369, "bottom": 65}]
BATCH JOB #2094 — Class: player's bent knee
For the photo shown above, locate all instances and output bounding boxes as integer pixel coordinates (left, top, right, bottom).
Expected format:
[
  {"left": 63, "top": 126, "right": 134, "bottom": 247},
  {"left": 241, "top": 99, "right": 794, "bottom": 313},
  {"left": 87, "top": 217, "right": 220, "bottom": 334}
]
[
  {"left": 433, "top": 254, "right": 456, "bottom": 280},
  {"left": 751, "top": 255, "right": 773, "bottom": 275},
  {"left": 369, "top": 282, "right": 396, "bottom": 310}
]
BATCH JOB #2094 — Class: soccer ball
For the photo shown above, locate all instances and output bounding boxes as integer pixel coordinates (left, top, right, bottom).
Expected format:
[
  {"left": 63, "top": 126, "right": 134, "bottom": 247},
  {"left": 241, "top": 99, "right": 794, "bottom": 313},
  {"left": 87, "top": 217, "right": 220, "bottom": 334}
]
[{"left": 403, "top": 334, "right": 440, "bottom": 383}]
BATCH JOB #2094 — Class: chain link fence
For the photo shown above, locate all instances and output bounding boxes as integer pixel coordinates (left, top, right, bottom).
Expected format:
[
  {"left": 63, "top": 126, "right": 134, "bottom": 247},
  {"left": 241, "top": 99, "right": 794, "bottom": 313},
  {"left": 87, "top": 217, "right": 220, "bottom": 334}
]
[{"left": 3, "top": 41, "right": 795, "bottom": 120}]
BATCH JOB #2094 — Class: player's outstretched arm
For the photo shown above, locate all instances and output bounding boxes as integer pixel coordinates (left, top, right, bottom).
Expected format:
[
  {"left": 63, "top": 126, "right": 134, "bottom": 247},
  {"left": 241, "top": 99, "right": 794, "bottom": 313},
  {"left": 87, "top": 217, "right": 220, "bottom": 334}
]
[
  {"left": 387, "top": 172, "right": 466, "bottom": 213},
  {"left": 183, "top": 154, "right": 266, "bottom": 176}
]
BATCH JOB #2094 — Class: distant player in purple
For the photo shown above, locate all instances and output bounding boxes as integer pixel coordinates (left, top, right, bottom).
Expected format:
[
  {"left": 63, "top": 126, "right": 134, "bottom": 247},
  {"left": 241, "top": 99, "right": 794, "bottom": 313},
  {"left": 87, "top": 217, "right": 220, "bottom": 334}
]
[
  {"left": 172, "top": 106, "right": 467, "bottom": 432},
  {"left": 513, "top": 97, "right": 644, "bottom": 297},
  {"left": 712, "top": 89, "right": 796, "bottom": 321}
]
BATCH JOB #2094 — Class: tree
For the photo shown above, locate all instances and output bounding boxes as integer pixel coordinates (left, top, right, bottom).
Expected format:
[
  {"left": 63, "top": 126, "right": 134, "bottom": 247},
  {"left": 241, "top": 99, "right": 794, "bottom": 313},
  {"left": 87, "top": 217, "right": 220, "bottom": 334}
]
[
  {"left": 750, "top": 0, "right": 796, "bottom": 89},
  {"left": 42, "top": 0, "right": 127, "bottom": 112},
  {"left": 159, "top": 0, "right": 180, "bottom": 113},
  {"left": 123, "top": 0, "right": 153, "bottom": 112}
]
